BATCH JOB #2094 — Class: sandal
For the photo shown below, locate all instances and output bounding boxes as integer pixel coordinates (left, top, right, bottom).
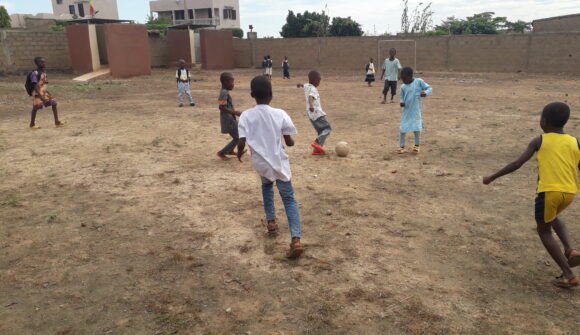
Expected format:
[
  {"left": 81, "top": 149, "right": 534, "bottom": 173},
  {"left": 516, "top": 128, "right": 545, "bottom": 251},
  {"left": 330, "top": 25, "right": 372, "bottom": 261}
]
[
  {"left": 565, "top": 249, "right": 580, "bottom": 268},
  {"left": 55, "top": 121, "right": 66, "bottom": 127},
  {"left": 286, "top": 238, "right": 304, "bottom": 259},
  {"left": 30, "top": 125, "right": 41, "bottom": 129},
  {"left": 552, "top": 275, "right": 579, "bottom": 288},
  {"left": 266, "top": 220, "right": 278, "bottom": 236}
]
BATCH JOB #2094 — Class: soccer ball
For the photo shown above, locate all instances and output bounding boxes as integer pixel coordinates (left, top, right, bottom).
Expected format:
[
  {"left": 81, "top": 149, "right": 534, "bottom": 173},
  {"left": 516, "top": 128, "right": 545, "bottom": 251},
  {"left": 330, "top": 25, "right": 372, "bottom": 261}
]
[{"left": 335, "top": 141, "right": 350, "bottom": 157}]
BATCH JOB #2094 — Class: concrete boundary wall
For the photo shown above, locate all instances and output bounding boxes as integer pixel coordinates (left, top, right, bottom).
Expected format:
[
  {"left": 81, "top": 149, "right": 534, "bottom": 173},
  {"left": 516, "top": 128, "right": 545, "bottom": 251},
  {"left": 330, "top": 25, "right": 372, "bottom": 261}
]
[
  {"left": 0, "top": 30, "right": 71, "bottom": 74},
  {"left": 233, "top": 33, "right": 580, "bottom": 74}
]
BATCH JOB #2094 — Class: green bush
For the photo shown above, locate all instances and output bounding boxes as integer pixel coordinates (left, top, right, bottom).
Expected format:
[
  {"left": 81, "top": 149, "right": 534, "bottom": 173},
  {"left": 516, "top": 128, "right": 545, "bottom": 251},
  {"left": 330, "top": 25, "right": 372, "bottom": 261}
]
[
  {"left": 49, "top": 25, "right": 65, "bottom": 32},
  {"left": 222, "top": 28, "right": 244, "bottom": 38},
  {"left": 424, "top": 30, "right": 448, "bottom": 36}
]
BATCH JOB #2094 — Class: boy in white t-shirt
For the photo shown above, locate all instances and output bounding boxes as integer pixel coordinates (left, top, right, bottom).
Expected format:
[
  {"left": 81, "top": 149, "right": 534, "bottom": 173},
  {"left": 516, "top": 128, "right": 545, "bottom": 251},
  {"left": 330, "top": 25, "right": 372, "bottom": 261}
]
[
  {"left": 297, "top": 70, "right": 332, "bottom": 155},
  {"left": 237, "top": 76, "right": 304, "bottom": 259},
  {"left": 380, "top": 48, "right": 402, "bottom": 104}
]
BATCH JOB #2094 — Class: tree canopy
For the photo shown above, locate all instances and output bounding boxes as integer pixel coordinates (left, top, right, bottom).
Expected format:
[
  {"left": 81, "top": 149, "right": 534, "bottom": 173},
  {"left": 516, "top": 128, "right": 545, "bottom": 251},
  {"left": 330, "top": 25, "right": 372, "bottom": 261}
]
[
  {"left": 435, "top": 12, "right": 531, "bottom": 35},
  {"left": 0, "top": 6, "right": 11, "bottom": 28},
  {"left": 280, "top": 10, "right": 363, "bottom": 38},
  {"left": 280, "top": 10, "right": 329, "bottom": 38},
  {"left": 329, "top": 17, "right": 363, "bottom": 37}
]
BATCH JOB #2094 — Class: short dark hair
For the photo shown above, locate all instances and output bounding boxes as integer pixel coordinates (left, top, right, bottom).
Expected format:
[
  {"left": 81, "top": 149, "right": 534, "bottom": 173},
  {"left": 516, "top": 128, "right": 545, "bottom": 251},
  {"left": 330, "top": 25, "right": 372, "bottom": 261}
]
[
  {"left": 251, "top": 76, "right": 272, "bottom": 100},
  {"left": 401, "top": 67, "right": 413, "bottom": 78},
  {"left": 542, "top": 102, "right": 570, "bottom": 128},
  {"left": 308, "top": 70, "right": 321, "bottom": 81},
  {"left": 34, "top": 57, "right": 44, "bottom": 65},
  {"left": 389, "top": 48, "right": 396, "bottom": 53},
  {"left": 220, "top": 72, "right": 233, "bottom": 84}
]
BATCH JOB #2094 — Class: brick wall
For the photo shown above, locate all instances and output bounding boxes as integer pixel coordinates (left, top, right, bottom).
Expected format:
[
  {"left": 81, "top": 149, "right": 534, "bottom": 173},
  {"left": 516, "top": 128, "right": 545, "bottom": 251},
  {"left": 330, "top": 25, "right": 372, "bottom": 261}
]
[
  {"left": 0, "top": 30, "right": 71, "bottom": 74},
  {"left": 149, "top": 34, "right": 169, "bottom": 68},
  {"left": 533, "top": 15, "right": 580, "bottom": 33},
  {"left": 233, "top": 33, "right": 580, "bottom": 74}
]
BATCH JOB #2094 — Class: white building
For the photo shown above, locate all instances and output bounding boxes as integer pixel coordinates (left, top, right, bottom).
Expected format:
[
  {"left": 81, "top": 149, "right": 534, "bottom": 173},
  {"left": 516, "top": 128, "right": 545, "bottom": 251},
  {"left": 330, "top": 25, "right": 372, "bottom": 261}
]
[
  {"left": 51, "top": 0, "right": 119, "bottom": 19},
  {"left": 149, "top": 0, "right": 240, "bottom": 29}
]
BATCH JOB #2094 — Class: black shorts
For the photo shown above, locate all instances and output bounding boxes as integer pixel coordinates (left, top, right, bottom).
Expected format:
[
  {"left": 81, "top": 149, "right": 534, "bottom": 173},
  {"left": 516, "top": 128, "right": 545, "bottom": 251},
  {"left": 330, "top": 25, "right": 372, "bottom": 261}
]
[{"left": 383, "top": 80, "right": 397, "bottom": 95}]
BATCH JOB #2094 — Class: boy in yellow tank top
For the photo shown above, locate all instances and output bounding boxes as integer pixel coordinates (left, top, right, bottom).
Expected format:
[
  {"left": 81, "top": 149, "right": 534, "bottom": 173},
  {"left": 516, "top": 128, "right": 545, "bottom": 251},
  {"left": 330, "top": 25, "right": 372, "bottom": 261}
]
[{"left": 484, "top": 102, "right": 580, "bottom": 288}]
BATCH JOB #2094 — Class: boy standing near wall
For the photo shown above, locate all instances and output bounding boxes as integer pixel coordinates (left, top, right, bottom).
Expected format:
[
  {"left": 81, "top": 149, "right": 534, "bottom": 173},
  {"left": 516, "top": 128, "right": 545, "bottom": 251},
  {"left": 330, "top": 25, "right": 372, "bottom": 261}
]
[
  {"left": 380, "top": 48, "right": 402, "bottom": 104},
  {"left": 176, "top": 59, "right": 195, "bottom": 107}
]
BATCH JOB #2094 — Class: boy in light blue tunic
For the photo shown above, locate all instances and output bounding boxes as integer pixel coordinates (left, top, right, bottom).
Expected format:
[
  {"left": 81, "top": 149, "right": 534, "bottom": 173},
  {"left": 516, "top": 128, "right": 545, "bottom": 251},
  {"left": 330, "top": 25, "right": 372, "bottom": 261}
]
[{"left": 398, "top": 66, "right": 432, "bottom": 154}]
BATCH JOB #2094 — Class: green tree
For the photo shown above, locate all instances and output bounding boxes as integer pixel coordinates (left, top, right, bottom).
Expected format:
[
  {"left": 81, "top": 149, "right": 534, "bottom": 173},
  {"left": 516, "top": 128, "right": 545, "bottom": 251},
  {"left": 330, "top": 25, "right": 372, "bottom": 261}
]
[
  {"left": 0, "top": 6, "right": 11, "bottom": 28},
  {"left": 435, "top": 12, "right": 530, "bottom": 35},
  {"left": 506, "top": 20, "right": 531, "bottom": 33},
  {"left": 146, "top": 14, "right": 171, "bottom": 30},
  {"left": 280, "top": 10, "right": 330, "bottom": 38},
  {"left": 401, "top": 0, "right": 433, "bottom": 34},
  {"left": 328, "top": 17, "right": 363, "bottom": 36}
]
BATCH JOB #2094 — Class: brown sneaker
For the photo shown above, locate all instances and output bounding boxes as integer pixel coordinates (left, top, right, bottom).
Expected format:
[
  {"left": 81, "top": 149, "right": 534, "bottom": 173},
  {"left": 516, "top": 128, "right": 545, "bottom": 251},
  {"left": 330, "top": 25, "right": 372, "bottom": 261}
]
[
  {"left": 286, "top": 237, "right": 304, "bottom": 259},
  {"left": 266, "top": 220, "right": 279, "bottom": 237},
  {"left": 565, "top": 249, "right": 580, "bottom": 268}
]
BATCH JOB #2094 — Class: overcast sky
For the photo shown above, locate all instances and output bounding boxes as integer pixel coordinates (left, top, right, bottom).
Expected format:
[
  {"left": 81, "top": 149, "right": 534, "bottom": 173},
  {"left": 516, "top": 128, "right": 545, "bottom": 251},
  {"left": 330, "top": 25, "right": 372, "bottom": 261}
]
[{"left": 2, "top": 0, "right": 579, "bottom": 36}]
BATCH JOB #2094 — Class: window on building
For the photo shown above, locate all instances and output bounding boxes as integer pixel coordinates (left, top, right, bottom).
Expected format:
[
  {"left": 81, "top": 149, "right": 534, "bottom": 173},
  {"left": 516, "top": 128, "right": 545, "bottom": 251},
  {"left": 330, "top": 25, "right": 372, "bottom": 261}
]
[
  {"left": 223, "top": 8, "right": 236, "bottom": 20},
  {"left": 57, "top": 0, "right": 63, "bottom": 4},
  {"left": 208, "top": 8, "right": 212, "bottom": 18},
  {"left": 188, "top": 9, "right": 194, "bottom": 19},
  {"left": 174, "top": 10, "right": 185, "bottom": 20},
  {"left": 69, "top": 5, "right": 75, "bottom": 15},
  {"left": 78, "top": 4, "right": 85, "bottom": 17}
]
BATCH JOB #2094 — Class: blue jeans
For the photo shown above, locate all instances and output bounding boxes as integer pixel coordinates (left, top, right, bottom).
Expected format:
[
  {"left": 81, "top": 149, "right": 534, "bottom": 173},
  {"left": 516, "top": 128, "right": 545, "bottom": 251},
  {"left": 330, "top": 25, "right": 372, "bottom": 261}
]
[
  {"left": 400, "top": 131, "right": 421, "bottom": 147},
  {"left": 261, "top": 177, "right": 301, "bottom": 238}
]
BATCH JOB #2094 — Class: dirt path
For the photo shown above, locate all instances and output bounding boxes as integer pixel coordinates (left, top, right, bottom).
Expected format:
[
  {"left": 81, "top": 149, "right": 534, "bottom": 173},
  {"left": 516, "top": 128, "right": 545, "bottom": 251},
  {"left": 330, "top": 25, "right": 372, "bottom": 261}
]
[{"left": 1, "top": 69, "right": 579, "bottom": 334}]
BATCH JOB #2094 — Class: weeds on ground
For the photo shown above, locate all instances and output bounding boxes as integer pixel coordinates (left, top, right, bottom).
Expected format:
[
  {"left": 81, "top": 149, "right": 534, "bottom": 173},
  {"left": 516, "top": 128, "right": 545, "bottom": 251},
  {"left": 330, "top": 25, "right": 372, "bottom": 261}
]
[
  {"left": 151, "top": 137, "right": 164, "bottom": 147},
  {"left": 46, "top": 213, "right": 58, "bottom": 224},
  {"left": 1, "top": 195, "right": 20, "bottom": 207}
]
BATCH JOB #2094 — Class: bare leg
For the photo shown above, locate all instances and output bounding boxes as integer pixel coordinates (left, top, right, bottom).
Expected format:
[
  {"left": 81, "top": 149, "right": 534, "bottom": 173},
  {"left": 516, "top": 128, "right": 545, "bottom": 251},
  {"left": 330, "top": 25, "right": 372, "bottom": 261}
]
[
  {"left": 30, "top": 109, "right": 38, "bottom": 127},
  {"left": 52, "top": 104, "right": 61, "bottom": 125},
  {"left": 537, "top": 221, "right": 575, "bottom": 278},
  {"left": 552, "top": 217, "right": 573, "bottom": 252}
]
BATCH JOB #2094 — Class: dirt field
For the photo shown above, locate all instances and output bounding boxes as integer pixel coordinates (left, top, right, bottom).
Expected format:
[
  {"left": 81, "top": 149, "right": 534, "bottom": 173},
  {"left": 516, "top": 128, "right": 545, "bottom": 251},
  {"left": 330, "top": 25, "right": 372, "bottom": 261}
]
[{"left": 1, "top": 68, "right": 579, "bottom": 335}]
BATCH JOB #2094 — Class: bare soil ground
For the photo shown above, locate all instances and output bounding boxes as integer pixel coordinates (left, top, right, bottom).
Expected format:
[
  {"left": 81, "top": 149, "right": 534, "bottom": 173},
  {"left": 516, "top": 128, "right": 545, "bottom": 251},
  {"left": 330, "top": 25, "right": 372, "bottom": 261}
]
[{"left": 1, "top": 68, "right": 579, "bottom": 335}]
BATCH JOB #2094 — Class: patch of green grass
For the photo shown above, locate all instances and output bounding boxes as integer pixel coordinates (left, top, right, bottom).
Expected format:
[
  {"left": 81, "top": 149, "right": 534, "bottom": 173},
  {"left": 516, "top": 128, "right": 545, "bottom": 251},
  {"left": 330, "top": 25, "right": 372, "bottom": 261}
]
[
  {"left": 51, "top": 82, "right": 127, "bottom": 92},
  {"left": 70, "top": 131, "right": 83, "bottom": 137},
  {"left": 46, "top": 213, "right": 58, "bottom": 224},
  {"left": 104, "top": 145, "right": 111, "bottom": 153},
  {"left": 383, "top": 154, "right": 392, "bottom": 161},
  {"left": 151, "top": 137, "right": 164, "bottom": 147},
  {"left": 1, "top": 195, "right": 20, "bottom": 207}
]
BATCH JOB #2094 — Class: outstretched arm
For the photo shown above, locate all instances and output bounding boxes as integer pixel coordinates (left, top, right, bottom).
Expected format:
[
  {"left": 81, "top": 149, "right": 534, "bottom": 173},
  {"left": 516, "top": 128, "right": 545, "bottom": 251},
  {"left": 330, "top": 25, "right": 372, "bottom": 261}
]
[
  {"left": 483, "top": 136, "right": 542, "bottom": 184},
  {"left": 296, "top": 83, "right": 304, "bottom": 88}
]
